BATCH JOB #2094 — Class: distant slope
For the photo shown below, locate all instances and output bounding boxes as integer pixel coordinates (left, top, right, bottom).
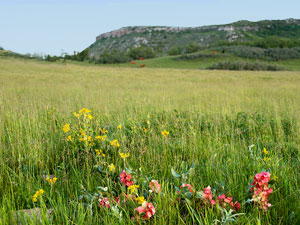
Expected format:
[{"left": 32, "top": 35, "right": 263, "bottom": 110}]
[{"left": 88, "top": 19, "right": 300, "bottom": 58}]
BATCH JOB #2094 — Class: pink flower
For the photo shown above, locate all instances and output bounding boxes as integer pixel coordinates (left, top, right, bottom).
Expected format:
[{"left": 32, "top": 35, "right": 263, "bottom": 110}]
[
  {"left": 99, "top": 197, "right": 110, "bottom": 208},
  {"left": 120, "top": 170, "right": 134, "bottom": 187},
  {"left": 180, "top": 184, "right": 194, "bottom": 193},
  {"left": 202, "top": 186, "right": 216, "bottom": 205},
  {"left": 217, "top": 194, "right": 240, "bottom": 211},
  {"left": 135, "top": 201, "right": 155, "bottom": 219},
  {"left": 250, "top": 172, "right": 273, "bottom": 211},
  {"left": 149, "top": 180, "right": 161, "bottom": 193}
]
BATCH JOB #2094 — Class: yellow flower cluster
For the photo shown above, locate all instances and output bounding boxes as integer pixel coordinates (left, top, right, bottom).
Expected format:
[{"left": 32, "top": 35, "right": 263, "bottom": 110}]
[
  {"left": 96, "top": 135, "right": 107, "bottom": 142},
  {"left": 95, "top": 149, "right": 105, "bottom": 157},
  {"left": 63, "top": 124, "right": 70, "bottom": 133},
  {"left": 73, "top": 108, "right": 93, "bottom": 120},
  {"left": 66, "top": 135, "right": 72, "bottom": 141},
  {"left": 161, "top": 130, "right": 169, "bottom": 137},
  {"left": 117, "top": 124, "right": 122, "bottom": 129},
  {"left": 33, "top": 189, "right": 45, "bottom": 202},
  {"left": 46, "top": 177, "right": 58, "bottom": 184},
  {"left": 108, "top": 163, "right": 115, "bottom": 172},
  {"left": 128, "top": 185, "right": 139, "bottom": 194},
  {"left": 100, "top": 128, "right": 108, "bottom": 134},
  {"left": 119, "top": 152, "right": 130, "bottom": 159},
  {"left": 110, "top": 139, "right": 120, "bottom": 148},
  {"left": 136, "top": 196, "right": 146, "bottom": 204}
]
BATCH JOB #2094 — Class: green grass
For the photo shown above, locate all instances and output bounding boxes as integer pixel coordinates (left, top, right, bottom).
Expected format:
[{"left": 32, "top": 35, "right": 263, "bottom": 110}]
[{"left": 1, "top": 57, "right": 300, "bottom": 224}]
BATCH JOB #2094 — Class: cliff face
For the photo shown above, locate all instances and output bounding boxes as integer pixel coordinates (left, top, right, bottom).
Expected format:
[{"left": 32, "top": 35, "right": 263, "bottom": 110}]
[{"left": 88, "top": 19, "right": 300, "bottom": 58}]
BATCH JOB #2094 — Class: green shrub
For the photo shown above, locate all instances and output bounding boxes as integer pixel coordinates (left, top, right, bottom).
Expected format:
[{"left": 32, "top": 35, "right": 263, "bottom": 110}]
[
  {"left": 96, "top": 50, "right": 130, "bottom": 64},
  {"left": 208, "top": 61, "right": 283, "bottom": 71},
  {"left": 216, "top": 46, "right": 300, "bottom": 60},
  {"left": 128, "top": 47, "right": 156, "bottom": 59},
  {"left": 168, "top": 47, "right": 183, "bottom": 56},
  {"left": 185, "top": 42, "right": 200, "bottom": 54},
  {"left": 174, "top": 53, "right": 221, "bottom": 61}
]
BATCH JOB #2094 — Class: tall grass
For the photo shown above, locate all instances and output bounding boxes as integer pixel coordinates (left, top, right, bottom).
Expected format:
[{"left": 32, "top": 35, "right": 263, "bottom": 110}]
[{"left": 0, "top": 58, "right": 300, "bottom": 224}]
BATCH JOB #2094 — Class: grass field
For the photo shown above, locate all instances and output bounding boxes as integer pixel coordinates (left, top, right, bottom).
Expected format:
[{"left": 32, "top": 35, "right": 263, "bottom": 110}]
[{"left": 1, "top": 57, "right": 300, "bottom": 224}]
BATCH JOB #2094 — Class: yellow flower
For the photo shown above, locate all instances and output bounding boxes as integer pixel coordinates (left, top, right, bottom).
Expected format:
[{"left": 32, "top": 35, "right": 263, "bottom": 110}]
[
  {"left": 79, "top": 108, "right": 91, "bottom": 114},
  {"left": 136, "top": 196, "right": 145, "bottom": 204},
  {"left": 117, "top": 124, "right": 122, "bottom": 129},
  {"left": 73, "top": 112, "right": 80, "bottom": 118},
  {"left": 87, "top": 136, "right": 92, "bottom": 142},
  {"left": 143, "top": 128, "right": 147, "bottom": 133},
  {"left": 66, "top": 135, "right": 72, "bottom": 141},
  {"left": 108, "top": 163, "right": 115, "bottom": 172},
  {"left": 63, "top": 124, "right": 70, "bottom": 133},
  {"left": 46, "top": 177, "right": 57, "bottom": 184},
  {"left": 96, "top": 135, "right": 107, "bottom": 142},
  {"left": 128, "top": 185, "right": 139, "bottom": 194},
  {"left": 273, "top": 175, "right": 279, "bottom": 181},
  {"left": 110, "top": 139, "right": 120, "bottom": 148},
  {"left": 263, "top": 148, "right": 268, "bottom": 155},
  {"left": 100, "top": 128, "right": 108, "bottom": 134},
  {"left": 119, "top": 152, "right": 130, "bottom": 159},
  {"left": 161, "top": 130, "right": 169, "bottom": 137},
  {"left": 33, "top": 189, "right": 45, "bottom": 202},
  {"left": 87, "top": 114, "right": 93, "bottom": 120},
  {"left": 95, "top": 149, "right": 102, "bottom": 155},
  {"left": 264, "top": 157, "right": 270, "bottom": 162}
]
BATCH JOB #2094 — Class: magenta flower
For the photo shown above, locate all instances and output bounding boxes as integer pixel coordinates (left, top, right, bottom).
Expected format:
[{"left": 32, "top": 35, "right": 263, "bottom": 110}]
[{"left": 120, "top": 170, "right": 134, "bottom": 187}]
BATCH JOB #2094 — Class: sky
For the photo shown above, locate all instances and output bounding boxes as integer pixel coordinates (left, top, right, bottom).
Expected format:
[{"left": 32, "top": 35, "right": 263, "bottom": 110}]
[{"left": 1, "top": 0, "right": 299, "bottom": 56}]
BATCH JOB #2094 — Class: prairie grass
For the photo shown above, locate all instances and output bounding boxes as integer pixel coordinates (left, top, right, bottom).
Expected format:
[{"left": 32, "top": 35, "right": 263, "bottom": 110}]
[{"left": 0, "top": 57, "right": 300, "bottom": 224}]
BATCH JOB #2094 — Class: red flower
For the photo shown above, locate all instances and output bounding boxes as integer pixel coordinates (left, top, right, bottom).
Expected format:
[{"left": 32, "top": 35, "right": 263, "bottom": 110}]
[
  {"left": 135, "top": 201, "right": 155, "bottom": 219},
  {"left": 149, "top": 180, "right": 161, "bottom": 193},
  {"left": 120, "top": 170, "right": 134, "bottom": 187}
]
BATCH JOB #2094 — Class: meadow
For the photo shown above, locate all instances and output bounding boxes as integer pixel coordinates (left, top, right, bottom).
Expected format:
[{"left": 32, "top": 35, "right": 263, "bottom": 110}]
[{"left": 0, "top": 57, "right": 300, "bottom": 224}]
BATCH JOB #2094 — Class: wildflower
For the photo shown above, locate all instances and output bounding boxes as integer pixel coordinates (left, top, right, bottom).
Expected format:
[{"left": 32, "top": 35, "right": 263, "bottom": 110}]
[
  {"left": 63, "top": 124, "right": 70, "bottom": 133},
  {"left": 100, "top": 128, "right": 108, "bottom": 134},
  {"left": 87, "top": 136, "right": 92, "bottom": 142},
  {"left": 110, "top": 139, "right": 120, "bottom": 148},
  {"left": 117, "top": 124, "right": 122, "bottom": 129},
  {"left": 180, "top": 184, "right": 194, "bottom": 193},
  {"left": 202, "top": 186, "right": 216, "bottom": 205},
  {"left": 99, "top": 197, "right": 110, "bottom": 209},
  {"left": 273, "top": 175, "right": 279, "bottom": 182},
  {"left": 161, "top": 130, "right": 169, "bottom": 137},
  {"left": 264, "top": 157, "right": 270, "bottom": 162},
  {"left": 87, "top": 114, "right": 93, "bottom": 120},
  {"left": 217, "top": 194, "right": 240, "bottom": 211},
  {"left": 33, "top": 189, "right": 45, "bottom": 202},
  {"left": 263, "top": 148, "right": 268, "bottom": 155},
  {"left": 149, "top": 180, "right": 161, "bottom": 193},
  {"left": 136, "top": 196, "right": 146, "bottom": 204},
  {"left": 250, "top": 171, "right": 273, "bottom": 211},
  {"left": 73, "top": 112, "right": 80, "bottom": 118},
  {"left": 66, "top": 135, "right": 72, "bottom": 141},
  {"left": 135, "top": 201, "right": 155, "bottom": 219},
  {"left": 120, "top": 170, "right": 134, "bottom": 187},
  {"left": 104, "top": 187, "right": 108, "bottom": 191},
  {"left": 108, "top": 163, "right": 115, "bottom": 172},
  {"left": 79, "top": 108, "right": 91, "bottom": 114},
  {"left": 95, "top": 149, "right": 102, "bottom": 155},
  {"left": 119, "top": 152, "right": 130, "bottom": 159},
  {"left": 143, "top": 128, "right": 147, "bottom": 133},
  {"left": 96, "top": 135, "right": 107, "bottom": 142},
  {"left": 128, "top": 185, "right": 139, "bottom": 194},
  {"left": 46, "top": 177, "right": 58, "bottom": 184}
]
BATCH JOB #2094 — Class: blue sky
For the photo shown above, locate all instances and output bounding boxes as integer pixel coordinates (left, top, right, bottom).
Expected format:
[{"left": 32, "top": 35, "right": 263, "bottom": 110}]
[{"left": 1, "top": 0, "right": 299, "bottom": 55}]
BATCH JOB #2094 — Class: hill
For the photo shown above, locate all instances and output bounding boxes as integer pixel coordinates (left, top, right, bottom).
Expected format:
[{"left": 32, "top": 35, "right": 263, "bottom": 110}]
[{"left": 88, "top": 18, "right": 300, "bottom": 58}]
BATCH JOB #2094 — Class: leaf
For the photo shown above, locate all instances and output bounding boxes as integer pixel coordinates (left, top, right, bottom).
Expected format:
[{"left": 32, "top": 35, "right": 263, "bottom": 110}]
[{"left": 171, "top": 168, "right": 181, "bottom": 178}]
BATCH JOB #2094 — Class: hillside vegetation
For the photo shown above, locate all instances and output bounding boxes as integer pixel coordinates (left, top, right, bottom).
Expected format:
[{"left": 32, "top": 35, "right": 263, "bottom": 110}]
[{"left": 88, "top": 19, "right": 300, "bottom": 58}]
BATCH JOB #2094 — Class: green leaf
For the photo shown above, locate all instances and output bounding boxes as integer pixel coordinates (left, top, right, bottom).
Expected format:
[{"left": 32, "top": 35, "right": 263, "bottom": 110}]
[{"left": 171, "top": 168, "right": 181, "bottom": 178}]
